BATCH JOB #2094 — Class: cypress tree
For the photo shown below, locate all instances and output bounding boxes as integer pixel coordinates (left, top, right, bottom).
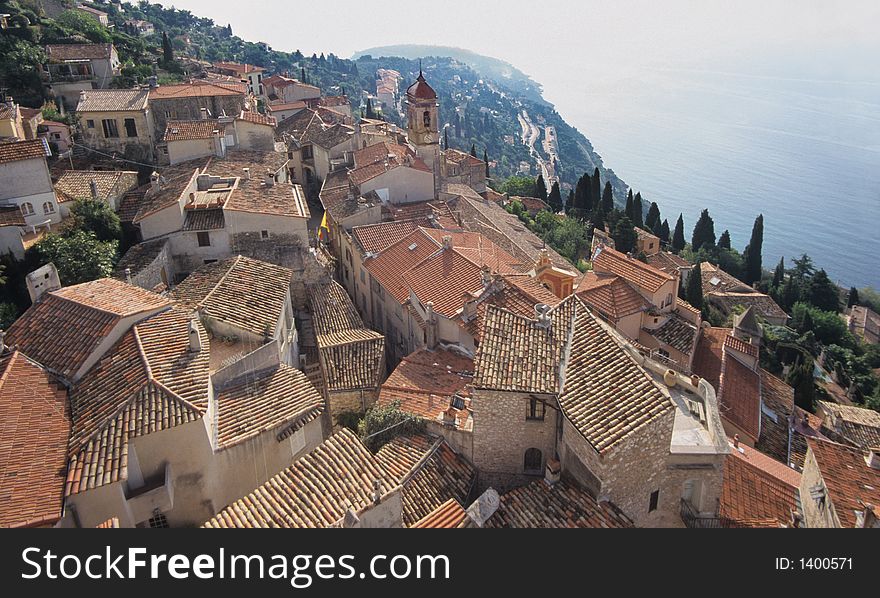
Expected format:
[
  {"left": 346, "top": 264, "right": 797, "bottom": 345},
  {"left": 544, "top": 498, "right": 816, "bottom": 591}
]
[
  {"left": 743, "top": 214, "right": 764, "bottom": 285},
  {"left": 574, "top": 174, "right": 589, "bottom": 213},
  {"left": 801, "top": 308, "right": 815, "bottom": 334},
  {"left": 651, "top": 217, "right": 662, "bottom": 238},
  {"left": 808, "top": 269, "right": 840, "bottom": 313},
  {"left": 443, "top": 128, "right": 448, "bottom": 150},
  {"left": 632, "top": 192, "right": 644, "bottom": 228},
  {"left": 686, "top": 259, "right": 704, "bottom": 308},
  {"left": 718, "top": 230, "right": 731, "bottom": 250},
  {"left": 625, "top": 189, "right": 634, "bottom": 220},
  {"left": 780, "top": 275, "right": 799, "bottom": 311},
  {"left": 692, "top": 209, "right": 716, "bottom": 251},
  {"left": 566, "top": 189, "right": 575, "bottom": 214},
  {"left": 772, "top": 257, "right": 785, "bottom": 288},
  {"left": 547, "top": 182, "right": 562, "bottom": 213},
  {"left": 592, "top": 206, "right": 605, "bottom": 234},
  {"left": 162, "top": 31, "right": 174, "bottom": 64},
  {"left": 612, "top": 215, "right": 638, "bottom": 254},
  {"left": 659, "top": 219, "right": 670, "bottom": 244},
  {"left": 672, "top": 214, "right": 686, "bottom": 252},
  {"left": 365, "top": 98, "right": 376, "bottom": 119},
  {"left": 787, "top": 358, "right": 816, "bottom": 412},
  {"left": 591, "top": 168, "right": 601, "bottom": 212},
  {"left": 483, "top": 150, "right": 490, "bottom": 178},
  {"left": 470, "top": 144, "right": 477, "bottom": 158},
  {"left": 847, "top": 287, "right": 860, "bottom": 308},
  {"left": 301, "top": 66, "right": 307, "bottom": 83},
  {"left": 645, "top": 202, "right": 660, "bottom": 230},
  {"left": 601, "top": 181, "right": 614, "bottom": 213},
  {"left": 535, "top": 174, "right": 548, "bottom": 202}
]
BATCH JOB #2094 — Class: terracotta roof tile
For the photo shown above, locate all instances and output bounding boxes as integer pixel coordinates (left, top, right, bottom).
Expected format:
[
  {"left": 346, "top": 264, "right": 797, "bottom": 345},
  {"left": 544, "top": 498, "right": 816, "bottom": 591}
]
[
  {"left": 486, "top": 478, "right": 633, "bottom": 528},
  {"left": 592, "top": 245, "right": 673, "bottom": 294},
  {"left": 375, "top": 434, "right": 476, "bottom": 527},
  {"left": 149, "top": 81, "right": 247, "bottom": 100},
  {"left": 411, "top": 498, "right": 470, "bottom": 528},
  {"left": 163, "top": 119, "right": 225, "bottom": 142},
  {"left": 464, "top": 274, "right": 561, "bottom": 341},
  {"left": 756, "top": 371, "right": 796, "bottom": 466},
  {"left": 364, "top": 229, "right": 442, "bottom": 303},
  {"left": 54, "top": 170, "right": 138, "bottom": 203},
  {"left": 721, "top": 441, "right": 801, "bottom": 527},
  {"left": 113, "top": 238, "right": 169, "bottom": 280},
  {"left": 203, "top": 429, "right": 391, "bottom": 527},
  {"left": 806, "top": 438, "right": 880, "bottom": 528},
  {"left": 0, "top": 206, "right": 27, "bottom": 227},
  {"left": 238, "top": 110, "right": 276, "bottom": 127},
  {"left": 0, "top": 351, "right": 70, "bottom": 527},
  {"left": 352, "top": 219, "right": 430, "bottom": 255},
  {"left": 718, "top": 351, "right": 762, "bottom": 441},
  {"left": 692, "top": 327, "right": 730, "bottom": 391},
  {"left": 0, "top": 139, "right": 50, "bottom": 164},
  {"left": 5, "top": 279, "right": 170, "bottom": 380},
  {"left": 646, "top": 313, "right": 698, "bottom": 355},
  {"left": 576, "top": 272, "right": 650, "bottom": 320},
  {"left": 45, "top": 43, "right": 113, "bottom": 61},
  {"left": 76, "top": 89, "right": 149, "bottom": 112},
  {"left": 214, "top": 364, "right": 324, "bottom": 449},
  {"left": 818, "top": 401, "right": 880, "bottom": 449},
  {"left": 646, "top": 251, "right": 691, "bottom": 275},
  {"left": 173, "top": 256, "right": 292, "bottom": 338}
]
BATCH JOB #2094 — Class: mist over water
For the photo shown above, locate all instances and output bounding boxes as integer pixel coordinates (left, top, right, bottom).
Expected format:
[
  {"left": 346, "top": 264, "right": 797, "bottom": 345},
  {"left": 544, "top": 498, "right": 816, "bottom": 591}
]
[{"left": 549, "top": 66, "right": 880, "bottom": 289}]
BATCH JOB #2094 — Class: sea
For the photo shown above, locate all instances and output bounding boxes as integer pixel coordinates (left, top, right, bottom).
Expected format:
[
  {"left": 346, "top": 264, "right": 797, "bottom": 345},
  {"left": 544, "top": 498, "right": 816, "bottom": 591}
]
[{"left": 548, "top": 66, "right": 880, "bottom": 289}]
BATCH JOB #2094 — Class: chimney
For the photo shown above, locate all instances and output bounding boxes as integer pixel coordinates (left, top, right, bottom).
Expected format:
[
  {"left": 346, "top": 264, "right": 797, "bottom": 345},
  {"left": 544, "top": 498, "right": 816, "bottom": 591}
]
[
  {"left": 89, "top": 178, "right": 99, "bottom": 201},
  {"left": 200, "top": 107, "right": 209, "bottom": 120},
  {"left": 148, "top": 75, "right": 158, "bottom": 89},
  {"left": 545, "top": 458, "right": 561, "bottom": 486},
  {"left": 149, "top": 171, "right": 161, "bottom": 190},
  {"left": 243, "top": 167, "right": 250, "bottom": 180},
  {"left": 188, "top": 318, "right": 202, "bottom": 353},
  {"left": 464, "top": 488, "right": 500, "bottom": 528},
  {"left": 124, "top": 267, "right": 132, "bottom": 284},
  {"left": 0, "top": 330, "right": 5, "bottom": 354},
  {"left": 480, "top": 265, "right": 492, "bottom": 288},
  {"left": 534, "top": 303, "right": 552, "bottom": 329},
  {"left": 264, "top": 169, "right": 275, "bottom": 187},
  {"left": 441, "top": 235, "right": 452, "bottom": 249},
  {"left": 867, "top": 447, "right": 880, "bottom": 470},
  {"left": 425, "top": 301, "right": 438, "bottom": 350},
  {"left": 733, "top": 434, "right": 740, "bottom": 449},
  {"left": 858, "top": 503, "right": 877, "bottom": 528},
  {"left": 372, "top": 479, "right": 382, "bottom": 505}
]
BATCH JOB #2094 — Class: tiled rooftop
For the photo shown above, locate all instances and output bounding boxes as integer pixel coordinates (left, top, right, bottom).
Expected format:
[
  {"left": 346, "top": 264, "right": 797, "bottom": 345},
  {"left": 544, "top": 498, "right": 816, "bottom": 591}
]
[
  {"left": 45, "top": 43, "right": 113, "bottom": 61},
  {"left": 718, "top": 350, "right": 762, "bottom": 441},
  {"left": 646, "top": 313, "right": 698, "bottom": 355},
  {"left": 576, "top": 272, "right": 650, "bottom": 320},
  {"left": 163, "top": 119, "right": 225, "bottom": 142},
  {"left": 0, "top": 139, "right": 50, "bottom": 164},
  {"left": 352, "top": 219, "right": 430, "bottom": 255},
  {"left": 411, "top": 498, "right": 470, "bottom": 528},
  {"left": 149, "top": 80, "right": 247, "bottom": 99},
  {"left": 66, "top": 307, "right": 210, "bottom": 495},
  {"left": 486, "top": 478, "right": 633, "bottom": 528},
  {"left": 818, "top": 401, "right": 880, "bottom": 449},
  {"left": 5, "top": 278, "right": 170, "bottom": 380},
  {"left": 721, "top": 441, "right": 801, "bottom": 527},
  {"left": 592, "top": 245, "right": 673, "bottom": 293},
  {"left": 173, "top": 256, "right": 292, "bottom": 338},
  {"left": 0, "top": 351, "right": 70, "bottom": 528},
  {"left": 113, "top": 238, "right": 169, "bottom": 280},
  {"left": 203, "top": 429, "right": 391, "bottom": 528},
  {"left": 76, "top": 89, "right": 149, "bottom": 112},
  {"left": 375, "top": 434, "right": 476, "bottom": 527},
  {"left": 756, "top": 371, "right": 796, "bottom": 466},
  {"left": 807, "top": 438, "right": 880, "bottom": 528},
  {"left": 213, "top": 364, "right": 324, "bottom": 449},
  {"left": 54, "top": 170, "right": 138, "bottom": 203}
]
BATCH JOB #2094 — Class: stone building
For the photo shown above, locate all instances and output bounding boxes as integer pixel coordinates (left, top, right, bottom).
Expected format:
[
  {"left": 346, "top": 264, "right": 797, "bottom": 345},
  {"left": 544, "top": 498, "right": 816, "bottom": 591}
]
[
  {"left": 43, "top": 43, "right": 121, "bottom": 110},
  {"left": 470, "top": 296, "right": 729, "bottom": 527},
  {"left": 76, "top": 88, "right": 156, "bottom": 163},
  {"left": 799, "top": 439, "right": 879, "bottom": 528},
  {"left": 148, "top": 80, "right": 251, "bottom": 137},
  {"left": 53, "top": 169, "right": 139, "bottom": 216}
]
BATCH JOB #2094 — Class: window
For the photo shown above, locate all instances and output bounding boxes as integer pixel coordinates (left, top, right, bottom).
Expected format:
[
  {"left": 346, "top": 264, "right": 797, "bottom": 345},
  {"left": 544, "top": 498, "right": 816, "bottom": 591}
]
[
  {"left": 101, "top": 119, "right": 119, "bottom": 138},
  {"left": 523, "top": 448, "right": 542, "bottom": 474},
  {"left": 658, "top": 348, "right": 670, "bottom": 359},
  {"left": 423, "top": 110, "right": 431, "bottom": 128},
  {"left": 666, "top": 293, "right": 673, "bottom": 306},
  {"left": 124, "top": 118, "right": 138, "bottom": 137},
  {"left": 260, "top": 230, "right": 270, "bottom": 240},
  {"left": 86, "top": 119, "right": 95, "bottom": 129},
  {"left": 197, "top": 231, "right": 211, "bottom": 247},
  {"left": 527, "top": 398, "right": 545, "bottom": 421},
  {"left": 147, "top": 509, "right": 169, "bottom": 528},
  {"left": 42, "top": 202, "right": 55, "bottom": 215},
  {"left": 203, "top": 259, "right": 218, "bottom": 265},
  {"left": 164, "top": 111, "right": 172, "bottom": 118},
  {"left": 649, "top": 489, "right": 660, "bottom": 512},
  {"left": 20, "top": 202, "right": 34, "bottom": 216},
  {"left": 302, "top": 145, "right": 313, "bottom": 160},
  {"left": 360, "top": 269, "right": 366, "bottom": 284}
]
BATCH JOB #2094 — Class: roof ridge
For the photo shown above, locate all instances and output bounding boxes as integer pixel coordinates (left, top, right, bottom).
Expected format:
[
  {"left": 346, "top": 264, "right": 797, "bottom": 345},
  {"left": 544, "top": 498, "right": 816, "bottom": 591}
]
[
  {"left": 399, "top": 436, "right": 445, "bottom": 485},
  {"left": 198, "top": 256, "right": 241, "bottom": 309},
  {"left": 131, "top": 325, "right": 153, "bottom": 381},
  {"left": 0, "top": 350, "right": 20, "bottom": 392}
]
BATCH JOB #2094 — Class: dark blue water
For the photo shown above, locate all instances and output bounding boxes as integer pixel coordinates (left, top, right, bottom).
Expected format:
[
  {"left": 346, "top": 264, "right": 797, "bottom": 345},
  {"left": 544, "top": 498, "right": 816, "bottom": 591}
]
[{"left": 556, "top": 67, "right": 880, "bottom": 289}]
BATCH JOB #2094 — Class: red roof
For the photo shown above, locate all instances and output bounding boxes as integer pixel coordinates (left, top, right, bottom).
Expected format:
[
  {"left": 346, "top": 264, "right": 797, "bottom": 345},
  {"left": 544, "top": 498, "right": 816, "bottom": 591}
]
[
  {"left": 403, "top": 249, "right": 485, "bottom": 318},
  {"left": 406, "top": 72, "right": 437, "bottom": 100},
  {"left": 364, "top": 229, "right": 442, "bottom": 303},
  {"left": 808, "top": 438, "right": 880, "bottom": 528},
  {"left": 352, "top": 219, "right": 429, "bottom": 255},
  {"left": 718, "top": 351, "right": 762, "bottom": 441},
  {"left": 592, "top": 245, "right": 674, "bottom": 293},
  {"left": 721, "top": 441, "right": 801, "bottom": 527},
  {"left": 576, "top": 272, "right": 651, "bottom": 320},
  {"left": 0, "top": 351, "right": 70, "bottom": 528}
]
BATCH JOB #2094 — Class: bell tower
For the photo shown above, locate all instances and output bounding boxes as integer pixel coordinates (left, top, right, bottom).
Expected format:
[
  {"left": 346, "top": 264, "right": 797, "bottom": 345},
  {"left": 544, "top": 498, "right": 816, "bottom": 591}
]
[{"left": 406, "top": 64, "right": 440, "bottom": 196}]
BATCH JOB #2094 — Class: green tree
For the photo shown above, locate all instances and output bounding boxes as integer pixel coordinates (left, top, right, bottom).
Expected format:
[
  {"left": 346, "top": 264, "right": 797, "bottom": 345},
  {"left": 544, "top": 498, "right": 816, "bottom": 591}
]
[
  {"left": 691, "top": 209, "right": 716, "bottom": 251},
  {"left": 547, "top": 181, "right": 562, "bottom": 213},
  {"left": 847, "top": 287, "right": 860, "bottom": 308},
  {"left": 499, "top": 175, "right": 538, "bottom": 197},
  {"left": 566, "top": 189, "right": 575, "bottom": 213},
  {"left": 162, "top": 31, "right": 174, "bottom": 64},
  {"left": 31, "top": 230, "right": 118, "bottom": 286},
  {"left": 71, "top": 199, "right": 122, "bottom": 243},
  {"left": 772, "top": 257, "right": 785, "bottom": 289},
  {"left": 672, "top": 214, "right": 686, "bottom": 253},
  {"left": 632, "top": 192, "right": 644, "bottom": 228},
  {"left": 686, "top": 259, "right": 704, "bottom": 308},
  {"left": 611, "top": 215, "right": 637, "bottom": 254},
  {"left": 791, "top": 254, "right": 816, "bottom": 281},
  {"left": 470, "top": 144, "right": 477, "bottom": 158},
  {"left": 645, "top": 202, "right": 660, "bottom": 230},
  {"left": 443, "top": 128, "right": 448, "bottom": 150},
  {"left": 365, "top": 98, "right": 376, "bottom": 119},
  {"left": 624, "top": 189, "right": 634, "bottom": 220},
  {"left": 808, "top": 269, "right": 840, "bottom": 313},
  {"left": 718, "top": 230, "right": 731, "bottom": 250},
  {"left": 534, "top": 174, "right": 548, "bottom": 202},
  {"left": 357, "top": 401, "right": 426, "bottom": 452},
  {"left": 483, "top": 149, "right": 489, "bottom": 178},
  {"left": 743, "top": 214, "right": 764, "bottom": 285},
  {"left": 590, "top": 168, "right": 601, "bottom": 212},
  {"left": 787, "top": 357, "right": 816, "bottom": 412},
  {"left": 601, "top": 181, "right": 614, "bottom": 213},
  {"left": 591, "top": 206, "right": 605, "bottom": 234},
  {"left": 659, "top": 219, "right": 670, "bottom": 244}
]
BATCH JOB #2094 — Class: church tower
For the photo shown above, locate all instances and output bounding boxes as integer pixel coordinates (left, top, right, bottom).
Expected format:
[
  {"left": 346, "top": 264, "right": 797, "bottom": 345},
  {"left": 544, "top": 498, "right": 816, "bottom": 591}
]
[{"left": 406, "top": 65, "right": 440, "bottom": 197}]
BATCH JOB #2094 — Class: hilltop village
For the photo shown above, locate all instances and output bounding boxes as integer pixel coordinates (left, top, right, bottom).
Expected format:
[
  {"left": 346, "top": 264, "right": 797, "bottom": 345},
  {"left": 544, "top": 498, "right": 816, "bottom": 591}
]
[{"left": 1, "top": 20, "right": 878, "bottom": 530}]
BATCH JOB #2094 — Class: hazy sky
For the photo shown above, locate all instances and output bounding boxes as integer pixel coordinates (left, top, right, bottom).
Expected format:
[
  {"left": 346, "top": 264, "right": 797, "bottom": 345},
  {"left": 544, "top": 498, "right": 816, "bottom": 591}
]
[{"left": 166, "top": 1, "right": 878, "bottom": 79}]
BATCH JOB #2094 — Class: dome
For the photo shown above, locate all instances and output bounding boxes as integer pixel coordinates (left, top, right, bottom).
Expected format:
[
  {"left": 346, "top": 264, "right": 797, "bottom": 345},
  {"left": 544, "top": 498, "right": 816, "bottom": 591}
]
[{"left": 406, "top": 72, "right": 437, "bottom": 100}]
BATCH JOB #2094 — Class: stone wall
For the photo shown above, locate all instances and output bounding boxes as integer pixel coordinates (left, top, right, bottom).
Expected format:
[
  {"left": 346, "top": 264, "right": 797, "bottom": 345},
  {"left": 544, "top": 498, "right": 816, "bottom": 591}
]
[
  {"left": 471, "top": 389, "right": 558, "bottom": 491},
  {"left": 799, "top": 448, "right": 838, "bottom": 528}
]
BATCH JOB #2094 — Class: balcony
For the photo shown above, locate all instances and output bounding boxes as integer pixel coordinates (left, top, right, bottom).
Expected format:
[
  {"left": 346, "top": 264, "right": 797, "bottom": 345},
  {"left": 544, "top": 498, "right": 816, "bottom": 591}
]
[{"left": 680, "top": 499, "right": 738, "bottom": 528}]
